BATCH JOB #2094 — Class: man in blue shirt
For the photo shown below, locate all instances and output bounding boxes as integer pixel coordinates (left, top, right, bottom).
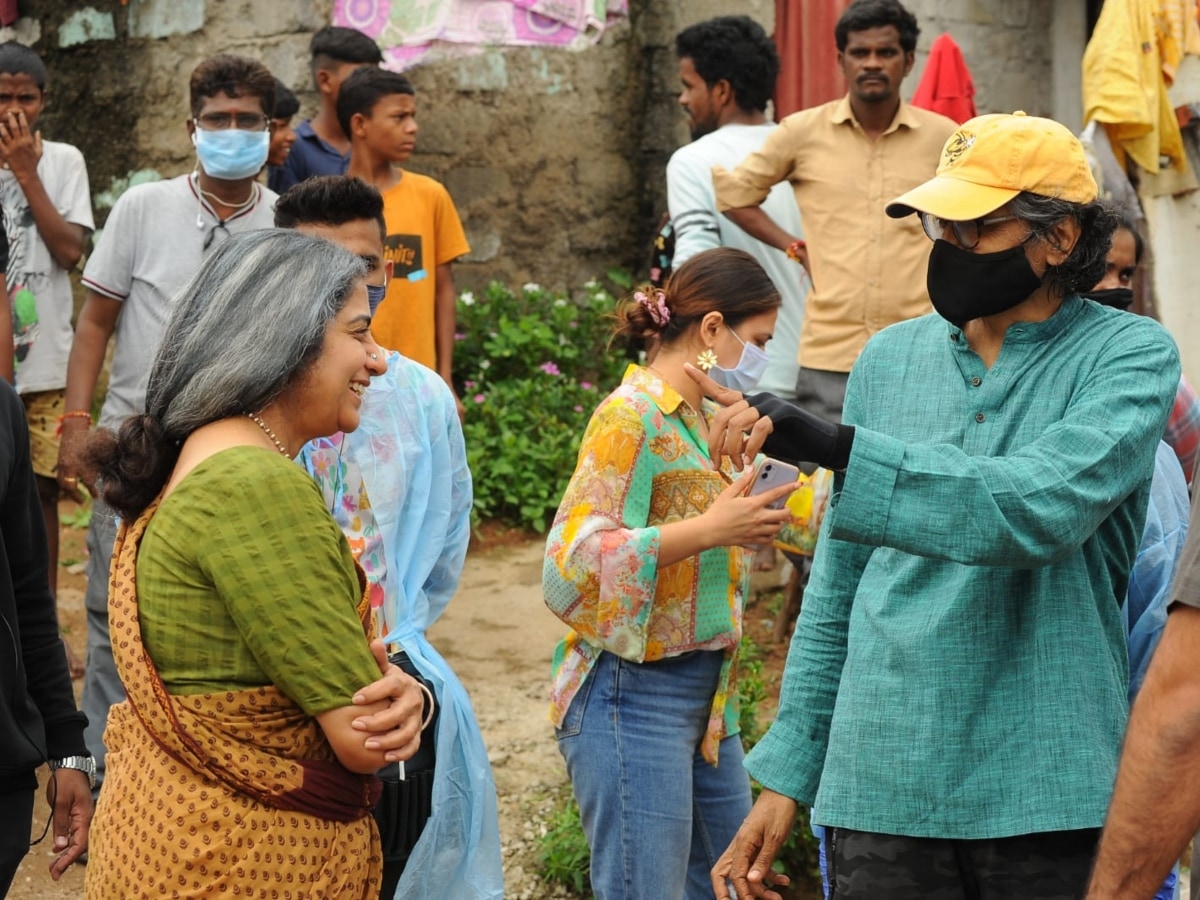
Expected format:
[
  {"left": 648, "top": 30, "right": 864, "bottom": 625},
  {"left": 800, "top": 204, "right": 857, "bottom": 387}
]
[
  {"left": 268, "top": 26, "right": 381, "bottom": 193},
  {"left": 1088, "top": 482, "right": 1200, "bottom": 898}
]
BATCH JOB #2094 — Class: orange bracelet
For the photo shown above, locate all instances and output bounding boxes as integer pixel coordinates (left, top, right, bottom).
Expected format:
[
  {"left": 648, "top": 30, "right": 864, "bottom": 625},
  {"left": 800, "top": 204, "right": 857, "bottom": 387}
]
[
  {"left": 785, "top": 239, "right": 807, "bottom": 263},
  {"left": 55, "top": 410, "right": 92, "bottom": 436}
]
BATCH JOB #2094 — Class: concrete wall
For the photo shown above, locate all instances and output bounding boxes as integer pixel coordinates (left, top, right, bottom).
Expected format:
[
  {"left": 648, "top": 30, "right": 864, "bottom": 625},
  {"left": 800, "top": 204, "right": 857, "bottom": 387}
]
[
  {"left": 903, "top": 1, "right": 1065, "bottom": 121},
  {"left": 20, "top": 0, "right": 1073, "bottom": 295}
]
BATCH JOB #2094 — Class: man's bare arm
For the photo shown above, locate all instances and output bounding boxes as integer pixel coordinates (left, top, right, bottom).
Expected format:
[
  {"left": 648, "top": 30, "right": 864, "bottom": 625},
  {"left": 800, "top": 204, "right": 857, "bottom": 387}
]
[
  {"left": 56, "top": 291, "right": 121, "bottom": 496},
  {"left": 1087, "top": 605, "right": 1200, "bottom": 898}
]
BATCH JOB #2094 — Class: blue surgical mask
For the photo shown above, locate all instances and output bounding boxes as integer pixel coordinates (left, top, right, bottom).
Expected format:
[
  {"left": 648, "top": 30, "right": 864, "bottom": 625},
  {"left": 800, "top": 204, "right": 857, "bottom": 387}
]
[
  {"left": 708, "top": 326, "right": 769, "bottom": 394},
  {"left": 366, "top": 281, "right": 387, "bottom": 314},
  {"left": 191, "top": 127, "right": 270, "bottom": 180}
]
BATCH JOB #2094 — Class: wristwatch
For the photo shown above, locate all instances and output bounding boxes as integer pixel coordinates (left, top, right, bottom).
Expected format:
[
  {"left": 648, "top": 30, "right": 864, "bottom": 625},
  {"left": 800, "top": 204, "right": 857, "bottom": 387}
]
[{"left": 49, "top": 755, "right": 96, "bottom": 789}]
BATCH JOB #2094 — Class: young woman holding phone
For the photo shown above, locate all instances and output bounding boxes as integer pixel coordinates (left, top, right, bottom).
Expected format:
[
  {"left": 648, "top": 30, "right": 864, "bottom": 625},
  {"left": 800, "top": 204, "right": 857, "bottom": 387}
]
[{"left": 544, "top": 247, "right": 794, "bottom": 899}]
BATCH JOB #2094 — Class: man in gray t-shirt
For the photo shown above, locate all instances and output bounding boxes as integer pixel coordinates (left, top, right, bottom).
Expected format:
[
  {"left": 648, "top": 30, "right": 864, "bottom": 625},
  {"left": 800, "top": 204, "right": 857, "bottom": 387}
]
[
  {"left": 1087, "top": 481, "right": 1200, "bottom": 898},
  {"left": 55, "top": 54, "right": 278, "bottom": 797}
]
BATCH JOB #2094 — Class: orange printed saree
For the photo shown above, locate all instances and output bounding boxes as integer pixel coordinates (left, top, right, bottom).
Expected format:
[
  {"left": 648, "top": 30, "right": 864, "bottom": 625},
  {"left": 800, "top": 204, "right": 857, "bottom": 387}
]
[{"left": 85, "top": 491, "right": 383, "bottom": 898}]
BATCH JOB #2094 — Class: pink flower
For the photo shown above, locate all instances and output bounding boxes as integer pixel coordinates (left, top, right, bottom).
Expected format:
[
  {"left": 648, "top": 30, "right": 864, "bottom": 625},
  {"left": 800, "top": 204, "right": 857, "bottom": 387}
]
[
  {"left": 464, "top": 380, "right": 476, "bottom": 390},
  {"left": 454, "top": 332, "right": 466, "bottom": 341},
  {"left": 573, "top": 405, "right": 584, "bottom": 413},
  {"left": 539, "top": 361, "right": 561, "bottom": 376},
  {"left": 580, "top": 381, "right": 593, "bottom": 390},
  {"left": 473, "top": 393, "right": 486, "bottom": 404}
]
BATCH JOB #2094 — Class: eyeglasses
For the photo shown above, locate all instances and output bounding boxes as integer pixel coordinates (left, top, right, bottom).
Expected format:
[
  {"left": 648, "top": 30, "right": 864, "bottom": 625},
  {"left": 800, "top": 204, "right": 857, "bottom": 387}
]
[
  {"left": 920, "top": 213, "right": 1019, "bottom": 250},
  {"left": 194, "top": 113, "right": 270, "bottom": 132}
]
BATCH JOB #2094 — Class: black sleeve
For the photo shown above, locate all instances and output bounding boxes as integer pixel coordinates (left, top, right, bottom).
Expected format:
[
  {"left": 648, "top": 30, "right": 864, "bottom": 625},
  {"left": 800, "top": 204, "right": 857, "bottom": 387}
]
[
  {"left": 748, "top": 392, "right": 856, "bottom": 471},
  {"left": 2, "top": 384, "right": 87, "bottom": 758}
]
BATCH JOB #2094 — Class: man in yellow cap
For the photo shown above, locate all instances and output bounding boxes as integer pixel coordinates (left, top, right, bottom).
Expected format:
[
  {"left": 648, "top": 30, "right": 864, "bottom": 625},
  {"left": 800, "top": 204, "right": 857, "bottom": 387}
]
[{"left": 698, "top": 112, "right": 1181, "bottom": 899}]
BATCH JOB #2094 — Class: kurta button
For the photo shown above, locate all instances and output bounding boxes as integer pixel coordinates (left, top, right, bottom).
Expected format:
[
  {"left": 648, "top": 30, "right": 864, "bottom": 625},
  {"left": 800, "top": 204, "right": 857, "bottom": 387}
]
[
  {"left": 971, "top": 376, "right": 981, "bottom": 387},
  {"left": 950, "top": 333, "right": 959, "bottom": 341},
  {"left": 975, "top": 412, "right": 985, "bottom": 423}
]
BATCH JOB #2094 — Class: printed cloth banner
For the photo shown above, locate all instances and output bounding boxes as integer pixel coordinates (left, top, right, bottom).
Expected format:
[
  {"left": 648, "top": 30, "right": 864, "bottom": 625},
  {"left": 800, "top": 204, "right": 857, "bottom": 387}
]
[{"left": 334, "top": 0, "right": 629, "bottom": 69}]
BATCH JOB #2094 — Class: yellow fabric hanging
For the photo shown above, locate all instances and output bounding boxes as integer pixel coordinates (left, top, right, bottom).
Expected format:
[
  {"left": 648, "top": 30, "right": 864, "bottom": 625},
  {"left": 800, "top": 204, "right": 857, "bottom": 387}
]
[{"left": 1083, "top": 0, "right": 1191, "bottom": 175}]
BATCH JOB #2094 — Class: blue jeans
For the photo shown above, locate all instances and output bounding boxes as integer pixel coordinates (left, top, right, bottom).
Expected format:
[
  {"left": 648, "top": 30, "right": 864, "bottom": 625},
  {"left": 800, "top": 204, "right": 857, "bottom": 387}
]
[{"left": 556, "top": 649, "right": 752, "bottom": 900}]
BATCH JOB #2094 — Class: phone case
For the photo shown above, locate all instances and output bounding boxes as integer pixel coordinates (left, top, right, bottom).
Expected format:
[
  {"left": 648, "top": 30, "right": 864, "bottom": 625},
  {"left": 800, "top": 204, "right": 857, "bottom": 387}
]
[{"left": 749, "top": 458, "right": 800, "bottom": 510}]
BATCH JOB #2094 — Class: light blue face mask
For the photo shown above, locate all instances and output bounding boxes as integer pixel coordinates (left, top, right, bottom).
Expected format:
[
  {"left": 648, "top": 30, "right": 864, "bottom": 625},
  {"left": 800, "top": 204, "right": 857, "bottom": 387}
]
[
  {"left": 708, "top": 326, "right": 769, "bottom": 394},
  {"left": 191, "top": 127, "right": 270, "bottom": 180},
  {"left": 366, "top": 281, "right": 387, "bottom": 315}
]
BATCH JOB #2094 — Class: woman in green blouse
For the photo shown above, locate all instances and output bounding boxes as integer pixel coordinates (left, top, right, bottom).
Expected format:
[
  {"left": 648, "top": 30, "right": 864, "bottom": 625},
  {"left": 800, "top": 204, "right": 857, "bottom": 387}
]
[{"left": 82, "top": 230, "right": 425, "bottom": 899}]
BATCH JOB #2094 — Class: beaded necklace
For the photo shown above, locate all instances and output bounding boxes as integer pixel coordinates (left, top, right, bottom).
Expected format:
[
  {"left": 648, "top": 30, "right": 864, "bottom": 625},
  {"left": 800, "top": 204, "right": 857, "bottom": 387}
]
[{"left": 246, "top": 412, "right": 289, "bottom": 457}]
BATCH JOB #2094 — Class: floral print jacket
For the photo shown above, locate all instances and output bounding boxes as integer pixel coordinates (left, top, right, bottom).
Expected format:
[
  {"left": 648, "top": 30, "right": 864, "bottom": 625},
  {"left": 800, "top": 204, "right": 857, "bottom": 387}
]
[{"left": 543, "top": 365, "right": 750, "bottom": 764}]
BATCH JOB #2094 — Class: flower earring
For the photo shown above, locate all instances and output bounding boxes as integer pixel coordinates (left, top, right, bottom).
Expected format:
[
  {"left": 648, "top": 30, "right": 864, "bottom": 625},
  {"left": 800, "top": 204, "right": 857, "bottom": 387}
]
[{"left": 696, "top": 348, "right": 718, "bottom": 372}]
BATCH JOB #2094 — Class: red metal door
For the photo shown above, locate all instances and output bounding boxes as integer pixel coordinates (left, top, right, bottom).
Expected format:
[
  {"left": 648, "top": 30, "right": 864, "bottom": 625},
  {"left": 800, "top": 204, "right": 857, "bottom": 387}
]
[{"left": 774, "top": 0, "right": 852, "bottom": 117}]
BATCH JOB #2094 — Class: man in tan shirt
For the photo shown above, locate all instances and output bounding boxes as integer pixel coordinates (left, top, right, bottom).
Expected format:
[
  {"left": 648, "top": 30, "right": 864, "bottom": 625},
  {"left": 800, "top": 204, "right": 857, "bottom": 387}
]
[{"left": 714, "top": 0, "right": 956, "bottom": 420}]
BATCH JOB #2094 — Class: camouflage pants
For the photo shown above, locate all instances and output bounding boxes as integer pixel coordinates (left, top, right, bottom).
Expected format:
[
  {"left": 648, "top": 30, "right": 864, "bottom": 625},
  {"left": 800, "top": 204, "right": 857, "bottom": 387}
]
[{"left": 825, "top": 826, "right": 1100, "bottom": 900}]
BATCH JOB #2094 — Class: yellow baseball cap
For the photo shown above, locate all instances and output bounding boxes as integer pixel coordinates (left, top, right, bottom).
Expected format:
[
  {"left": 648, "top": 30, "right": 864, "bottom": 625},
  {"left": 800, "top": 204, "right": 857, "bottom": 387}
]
[{"left": 886, "top": 111, "right": 1097, "bottom": 221}]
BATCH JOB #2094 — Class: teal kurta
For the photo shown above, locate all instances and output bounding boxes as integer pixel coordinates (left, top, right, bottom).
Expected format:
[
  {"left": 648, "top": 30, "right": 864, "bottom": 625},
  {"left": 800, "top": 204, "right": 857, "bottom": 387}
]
[{"left": 747, "top": 296, "right": 1180, "bottom": 838}]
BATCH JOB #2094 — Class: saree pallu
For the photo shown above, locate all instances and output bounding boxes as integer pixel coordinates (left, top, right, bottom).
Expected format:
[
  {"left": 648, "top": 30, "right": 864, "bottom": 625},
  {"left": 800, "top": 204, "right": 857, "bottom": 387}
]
[{"left": 85, "top": 496, "right": 383, "bottom": 899}]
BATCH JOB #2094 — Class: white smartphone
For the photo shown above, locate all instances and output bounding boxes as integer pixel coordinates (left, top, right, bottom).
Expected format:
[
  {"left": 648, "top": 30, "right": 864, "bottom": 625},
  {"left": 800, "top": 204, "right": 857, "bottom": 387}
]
[{"left": 748, "top": 458, "right": 800, "bottom": 509}]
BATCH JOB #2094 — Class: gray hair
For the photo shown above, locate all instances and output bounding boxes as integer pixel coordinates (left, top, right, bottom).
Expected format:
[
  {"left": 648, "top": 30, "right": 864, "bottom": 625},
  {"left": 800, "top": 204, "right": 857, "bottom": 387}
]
[
  {"left": 1008, "top": 191, "right": 1119, "bottom": 297},
  {"left": 146, "top": 228, "right": 366, "bottom": 439}
]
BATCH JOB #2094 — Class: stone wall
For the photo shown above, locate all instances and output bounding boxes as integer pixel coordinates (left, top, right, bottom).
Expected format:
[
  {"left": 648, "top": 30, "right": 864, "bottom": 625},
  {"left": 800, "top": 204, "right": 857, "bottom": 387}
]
[
  {"left": 903, "top": 1, "right": 1057, "bottom": 117},
  {"left": 19, "top": 0, "right": 1066, "bottom": 293}
]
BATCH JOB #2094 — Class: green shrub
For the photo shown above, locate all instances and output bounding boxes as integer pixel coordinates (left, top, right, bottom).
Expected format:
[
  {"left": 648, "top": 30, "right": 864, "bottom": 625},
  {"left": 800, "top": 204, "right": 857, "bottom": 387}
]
[
  {"left": 738, "top": 635, "right": 822, "bottom": 893},
  {"left": 536, "top": 787, "right": 594, "bottom": 898},
  {"left": 453, "top": 280, "right": 631, "bottom": 532},
  {"left": 738, "top": 634, "right": 770, "bottom": 746}
]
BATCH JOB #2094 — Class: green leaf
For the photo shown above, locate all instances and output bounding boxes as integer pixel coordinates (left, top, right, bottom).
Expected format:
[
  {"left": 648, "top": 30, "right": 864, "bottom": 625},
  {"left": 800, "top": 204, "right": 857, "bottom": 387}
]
[{"left": 605, "top": 267, "right": 633, "bottom": 290}]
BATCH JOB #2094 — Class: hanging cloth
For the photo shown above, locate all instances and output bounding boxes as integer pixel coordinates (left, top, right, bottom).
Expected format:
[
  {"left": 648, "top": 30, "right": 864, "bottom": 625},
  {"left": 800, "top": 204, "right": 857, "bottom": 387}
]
[
  {"left": 773, "top": 0, "right": 850, "bottom": 118},
  {"left": 911, "top": 33, "right": 977, "bottom": 124},
  {"left": 1083, "top": 0, "right": 1190, "bottom": 176}
]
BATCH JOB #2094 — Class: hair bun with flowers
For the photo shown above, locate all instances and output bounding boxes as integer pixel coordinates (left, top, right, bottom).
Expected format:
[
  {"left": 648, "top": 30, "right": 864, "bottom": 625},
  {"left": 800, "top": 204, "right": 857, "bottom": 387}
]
[{"left": 634, "top": 287, "right": 671, "bottom": 328}]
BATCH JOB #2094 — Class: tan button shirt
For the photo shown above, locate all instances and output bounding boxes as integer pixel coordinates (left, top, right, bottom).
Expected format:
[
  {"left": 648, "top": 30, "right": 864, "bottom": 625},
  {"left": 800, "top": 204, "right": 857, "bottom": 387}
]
[{"left": 714, "top": 96, "right": 957, "bottom": 374}]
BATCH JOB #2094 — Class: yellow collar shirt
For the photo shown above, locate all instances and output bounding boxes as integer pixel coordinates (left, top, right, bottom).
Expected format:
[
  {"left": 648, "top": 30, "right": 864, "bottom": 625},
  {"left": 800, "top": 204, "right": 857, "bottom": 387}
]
[{"left": 714, "top": 96, "right": 956, "bottom": 374}]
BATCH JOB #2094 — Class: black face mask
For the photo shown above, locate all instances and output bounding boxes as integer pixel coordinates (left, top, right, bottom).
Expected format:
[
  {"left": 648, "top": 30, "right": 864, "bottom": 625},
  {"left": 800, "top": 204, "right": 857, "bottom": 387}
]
[
  {"left": 926, "top": 239, "right": 1044, "bottom": 327},
  {"left": 1082, "top": 287, "right": 1134, "bottom": 311}
]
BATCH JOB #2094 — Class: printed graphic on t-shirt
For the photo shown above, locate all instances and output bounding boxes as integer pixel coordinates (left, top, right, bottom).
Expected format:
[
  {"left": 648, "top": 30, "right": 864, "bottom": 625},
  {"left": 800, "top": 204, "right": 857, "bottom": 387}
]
[
  {"left": 0, "top": 177, "right": 47, "bottom": 369},
  {"left": 384, "top": 233, "right": 428, "bottom": 283}
]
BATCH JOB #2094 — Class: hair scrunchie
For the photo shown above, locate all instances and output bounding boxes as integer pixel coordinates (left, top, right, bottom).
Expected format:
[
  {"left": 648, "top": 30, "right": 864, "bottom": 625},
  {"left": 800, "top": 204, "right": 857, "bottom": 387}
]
[{"left": 634, "top": 288, "right": 671, "bottom": 327}]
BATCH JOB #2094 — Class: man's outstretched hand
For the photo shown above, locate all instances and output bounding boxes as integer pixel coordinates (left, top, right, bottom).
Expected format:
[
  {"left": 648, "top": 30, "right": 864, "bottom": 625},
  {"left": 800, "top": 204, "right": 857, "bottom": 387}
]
[{"left": 711, "top": 788, "right": 798, "bottom": 900}]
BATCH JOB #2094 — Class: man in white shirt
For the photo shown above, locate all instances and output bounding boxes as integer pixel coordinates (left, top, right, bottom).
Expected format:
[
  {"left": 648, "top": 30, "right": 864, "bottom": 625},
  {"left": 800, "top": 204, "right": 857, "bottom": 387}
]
[{"left": 667, "top": 15, "right": 806, "bottom": 399}]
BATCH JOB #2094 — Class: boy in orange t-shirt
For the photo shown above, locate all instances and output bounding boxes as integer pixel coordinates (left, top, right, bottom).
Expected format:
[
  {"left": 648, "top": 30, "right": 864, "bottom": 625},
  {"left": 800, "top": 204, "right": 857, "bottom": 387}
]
[{"left": 339, "top": 67, "right": 469, "bottom": 415}]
